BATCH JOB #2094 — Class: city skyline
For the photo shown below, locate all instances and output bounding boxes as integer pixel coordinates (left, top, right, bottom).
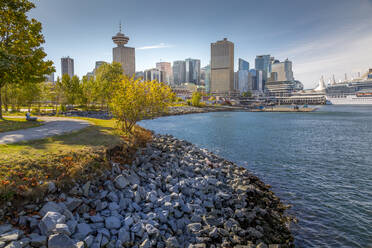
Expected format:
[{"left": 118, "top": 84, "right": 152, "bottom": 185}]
[{"left": 29, "top": 0, "right": 372, "bottom": 88}]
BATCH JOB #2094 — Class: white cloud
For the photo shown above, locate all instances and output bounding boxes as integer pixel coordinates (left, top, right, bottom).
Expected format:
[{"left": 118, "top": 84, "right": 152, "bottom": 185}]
[
  {"left": 275, "top": 23, "right": 372, "bottom": 89},
  {"left": 136, "top": 43, "right": 172, "bottom": 50}
]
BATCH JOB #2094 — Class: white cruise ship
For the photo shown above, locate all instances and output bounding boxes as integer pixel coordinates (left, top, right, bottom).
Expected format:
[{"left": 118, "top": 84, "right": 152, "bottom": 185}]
[{"left": 325, "top": 69, "right": 372, "bottom": 105}]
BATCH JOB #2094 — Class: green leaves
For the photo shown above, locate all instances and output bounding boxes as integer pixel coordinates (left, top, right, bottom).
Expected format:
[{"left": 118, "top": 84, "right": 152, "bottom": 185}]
[{"left": 0, "top": 0, "right": 55, "bottom": 117}]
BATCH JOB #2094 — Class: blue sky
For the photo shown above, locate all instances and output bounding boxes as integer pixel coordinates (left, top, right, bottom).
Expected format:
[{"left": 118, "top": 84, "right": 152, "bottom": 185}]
[{"left": 30, "top": 0, "right": 372, "bottom": 88}]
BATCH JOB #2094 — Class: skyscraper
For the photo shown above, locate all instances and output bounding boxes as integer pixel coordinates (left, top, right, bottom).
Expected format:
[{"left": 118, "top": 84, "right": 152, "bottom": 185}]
[
  {"left": 156, "top": 62, "right": 172, "bottom": 84},
  {"left": 112, "top": 24, "right": 135, "bottom": 76},
  {"left": 255, "top": 55, "right": 271, "bottom": 77},
  {"left": 185, "top": 58, "right": 201, "bottom": 85},
  {"left": 210, "top": 38, "right": 234, "bottom": 94},
  {"left": 238, "top": 58, "right": 249, "bottom": 71},
  {"left": 61, "top": 57, "right": 74, "bottom": 78},
  {"left": 237, "top": 58, "right": 250, "bottom": 93},
  {"left": 271, "top": 59, "right": 294, "bottom": 81},
  {"left": 172, "top": 60, "right": 186, "bottom": 85},
  {"left": 202, "top": 65, "right": 211, "bottom": 93}
]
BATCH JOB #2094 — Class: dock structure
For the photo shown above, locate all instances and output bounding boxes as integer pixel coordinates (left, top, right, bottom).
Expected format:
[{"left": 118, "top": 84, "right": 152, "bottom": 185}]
[{"left": 250, "top": 107, "right": 317, "bottom": 112}]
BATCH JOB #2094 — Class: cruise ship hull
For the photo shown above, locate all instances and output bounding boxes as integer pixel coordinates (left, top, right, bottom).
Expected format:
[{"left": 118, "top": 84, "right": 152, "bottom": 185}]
[{"left": 326, "top": 95, "right": 372, "bottom": 105}]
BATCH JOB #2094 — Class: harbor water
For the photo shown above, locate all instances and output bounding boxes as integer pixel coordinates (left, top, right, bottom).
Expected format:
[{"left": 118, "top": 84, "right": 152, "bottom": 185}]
[{"left": 139, "top": 105, "right": 372, "bottom": 247}]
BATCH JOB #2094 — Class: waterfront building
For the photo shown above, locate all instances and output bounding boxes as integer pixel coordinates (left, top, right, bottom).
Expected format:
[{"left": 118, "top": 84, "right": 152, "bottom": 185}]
[
  {"left": 210, "top": 38, "right": 234, "bottom": 94},
  {"left": 144, "top": 68, "right": 166, "bottom": 82},
  {"left": 112, "top": 24, "right": 135, "bottom": 76},
  {"left": 173, "top": 60, "right": 186, "bottom": 85},
  {"left": 61, "top": 56, "right": 74, "bottom": 78},
  {"left": 185, "top": 58, "right": 201, "bottom": 85},
  {"left": 238, "top": 58, "right": 249, "bottom": 71},
  {"left": 265, "top": 80, "right": 303, "bottom": 97},
  {"left": 156, "top": 62, "right": 172, "bottom": 84},
  {"left": 271, "top": 59, "right": 294, "bottom": 81}
]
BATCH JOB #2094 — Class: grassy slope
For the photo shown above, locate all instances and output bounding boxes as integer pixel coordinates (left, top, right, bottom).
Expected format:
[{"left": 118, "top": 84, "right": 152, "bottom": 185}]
[
  {"left": 0, "top": 118, "right": 43, "bottom": 133},
  {"left": 0, "top": 117, "right": 152, "bottom": 202}
]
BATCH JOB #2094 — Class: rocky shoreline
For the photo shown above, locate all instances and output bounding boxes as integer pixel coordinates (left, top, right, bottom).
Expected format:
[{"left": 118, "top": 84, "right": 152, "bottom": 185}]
[{"left": 0, "top": 135, "right": 293, "bottom": 248}]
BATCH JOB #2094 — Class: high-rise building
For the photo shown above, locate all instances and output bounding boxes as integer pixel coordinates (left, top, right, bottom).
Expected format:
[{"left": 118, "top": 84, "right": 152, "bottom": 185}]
[
  {"left": 172, "top": 60, "right": 186, "bottom": 85},
  {"left": 238, "top": 58, "right": 249, "bottom": 71},
  {"left": 112, "top": 24, "right": 135, "bottom": 76},
  {"left": 255, "top": 55, "right": 271, "bottom": 75},
  {"left": 237, "top": 58, "right": 250, "bottom": 93},
  {"left": 185, "top": 58, "right": 201, "bottom": 85},
  {"left": 45, "top": 72, "right": 54, "bottom": 83},
  {"left": 248, "top": 69, "right": 264, "bottom": 91},
  {"left": 202, "top": 65, "right": 211, "bottom": 93},
  {"left": 156, "top": 62, "right": 172, "bottom": 84},
  {"left": 61, "top": 57, "right": 74, "bottom": 78},
  {"left": 210, "top": 38, "right": 234, "bottom": 94},
  {"left": 271, "top": 59, "right": 294, "bottom": 81},
  {"left": 144, "top": 68, "right": 166, "bottom": 82}
]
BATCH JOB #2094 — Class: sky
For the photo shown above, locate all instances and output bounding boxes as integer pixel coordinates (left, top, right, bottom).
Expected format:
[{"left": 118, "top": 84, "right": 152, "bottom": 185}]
[{"left": 29, "top": 0, "right": 372, "bottom": 89}]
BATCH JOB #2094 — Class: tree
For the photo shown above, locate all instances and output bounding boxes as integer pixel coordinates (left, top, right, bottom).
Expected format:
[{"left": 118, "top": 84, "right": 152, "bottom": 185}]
[
  {"left": 0, "top": 0, "right": 54, "bottom": 118},
  {"left": 109, "top": 77, "right": 174, "bottom": 134},
  {"left": 94, "top": 62, "right": 123, "bottom": 109},
  {"left": 60, "top": 74, "right": 81, "bottom": 106},
  {"left": 242, "top": 91, "right": 252, "bottom": 98},
  {"left": 191, "top": 92, "right": 202, "bottom": 107}
]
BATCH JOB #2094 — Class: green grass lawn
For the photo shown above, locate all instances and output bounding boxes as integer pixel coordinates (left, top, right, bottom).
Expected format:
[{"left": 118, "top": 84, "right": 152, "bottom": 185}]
[
  {"left": 0, "top": 117, "right": 152, "bottom": 202},
  {"left": 0, "top": 117, "right": 43, "bottom": 133}
]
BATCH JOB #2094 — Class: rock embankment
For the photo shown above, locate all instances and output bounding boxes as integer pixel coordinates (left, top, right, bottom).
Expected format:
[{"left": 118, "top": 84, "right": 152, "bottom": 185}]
[{"left": 0, "top": 135, "right": 293, "bottom": 248}]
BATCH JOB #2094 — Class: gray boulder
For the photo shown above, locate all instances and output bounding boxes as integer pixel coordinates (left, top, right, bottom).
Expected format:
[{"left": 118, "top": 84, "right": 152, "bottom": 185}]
[
  {"left": 105, "top": 216, "right": 121, "bottom": 229},
  {"left": 39, "top": 202, "right": 62, "bottom": 216},
  {"left": 39, "top": 212, "right": 65, "bottom": 235},
  {"left": 48, "top": 234, "right": 75, "bottom": 248},
  {"left": 114, "top": 175, "right": 129, "bottom": 189},
  {"left": 29, "top": 233, "right": 47, "bottom": 247}
]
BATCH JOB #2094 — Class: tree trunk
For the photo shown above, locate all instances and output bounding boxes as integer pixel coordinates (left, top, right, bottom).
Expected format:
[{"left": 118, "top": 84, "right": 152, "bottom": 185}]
[
  {"left": 0, "top": 86, "right": 3, "bottom": 119},
  {"left": 3, "top": 86, "right": 8, "bottom": 112}
]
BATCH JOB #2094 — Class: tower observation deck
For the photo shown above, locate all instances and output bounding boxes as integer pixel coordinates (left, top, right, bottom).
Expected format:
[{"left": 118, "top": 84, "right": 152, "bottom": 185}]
[{"left": 112, "top": 23, "right": 129, "bottom": 47}]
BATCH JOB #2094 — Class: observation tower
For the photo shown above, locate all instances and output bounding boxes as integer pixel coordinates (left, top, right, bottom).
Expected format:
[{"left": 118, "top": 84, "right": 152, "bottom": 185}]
[{"left": 112, "top": 23, "right": 135, "bottom": 76}]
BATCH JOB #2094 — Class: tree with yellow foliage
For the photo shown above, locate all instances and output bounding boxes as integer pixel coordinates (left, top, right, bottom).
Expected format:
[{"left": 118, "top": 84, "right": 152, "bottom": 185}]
[{"left": 109, "top": 77, "right": 174, "bottom": 134}]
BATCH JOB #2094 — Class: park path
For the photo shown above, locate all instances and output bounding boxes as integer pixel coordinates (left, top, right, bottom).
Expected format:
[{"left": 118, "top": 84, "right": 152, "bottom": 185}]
[{"left": 0, "top": 117, "right": 91, "bottom": 145}]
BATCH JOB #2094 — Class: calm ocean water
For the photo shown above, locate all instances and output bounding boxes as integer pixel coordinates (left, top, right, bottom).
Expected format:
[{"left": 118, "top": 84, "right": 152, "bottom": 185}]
[{"left": 139, "top": 105, "right": 372, "bottom": 248}]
